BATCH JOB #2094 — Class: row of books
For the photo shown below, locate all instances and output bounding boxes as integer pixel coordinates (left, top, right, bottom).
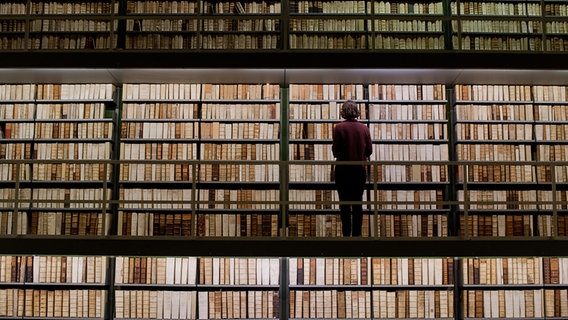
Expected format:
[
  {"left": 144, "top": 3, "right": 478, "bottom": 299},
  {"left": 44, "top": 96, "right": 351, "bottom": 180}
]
[
  {"left": 291, "top": 124, "right": 335, "bottom": 144},
  {"left": 451, "top": 2, "right": 541, "bottom": 16},
  {"left": 0, "top": 3, "right": 25, "bottom": 15},
  {"left": 456, "top": 104, "right": 533, "bottom": 121},
  {"left": 125, "top": 34, "right": 198, "bottom": 49},
  {"left": 115, "top": 84, "right": 568, "bottom": 102},
  {"left": 30, "top": 35, "right": 115, "bottom": 50},
  {"left": 536, "top": 123, "right": 568, "bottom": 141},
  {"left": 202, "top": 1, "right": 281, "bottom": 14},
  {"left": 202, "top": 19, "right": 279, "bottom": 32},
  {"left": 35, "top": 122, "right": 112, "bottom": 139},
  {"left": 456, "top": 84, "right": 532, "bottom": 102},
  {"left": 370, "top": 122, "right": 446, "bottom": 140},
  {"left": 289, "top": 34, "right": 367, "bottom": 49},
  {"left": 124, "top": 84, "right": 201, "bottom": 101},
  {"left": 456, "top": 20, "right": 541, "bottom": 34},
  {"left": 291, "top": 84, "right": 364, "bottom": 101},
  {"left": 290, "top": 258, "right": 452, "bottom": 285},
  {"left": 460, "top": 214, "right": 534, "bottom": 237},
  {"left": 199, "top": 189, "right": 278, "bottom": 210},
  {"left": 28, "top": 211, "right": 109, "bottom": 236},
  {"left": 30, "top": 2, "right": 117, "bottom": 15},
  {"left": 548, "top": 21, "right": 568, "bottom": 34},
  {"left": 8, "top": 0, "right": 567, "bottom": 17},
  {"left": 463, "top": 289, "right": 568, "bottom": 318},
  {"left": 290, "top": 19, "right": 367, "bottom": 32},
  {"left": 0, "top": 21, "right": 25, "bottom": 33},
  {"left": 286, "top": 211, "right": 448, "bottom": 237},
  {"left": 304, "top": 188, "right": 436, "bottom": 211},
  {"left": 289, "top": 104, "right": 446, "bottom": 123},
  {"left": 116, "top": 257, "right": 198, "bottom": 285},
  {"left": 123, "top": 103, "right": 199, "bottom": 120},
  {"left": 115, "top": 290, "right": 197, "bottom": 319},
  {"left": 200, "top": 34, "right": 280, "bottom": 49},
  {"left": 197, "top": 212, "right": 279, "bottom": 237},
  {"left": 293, "top": 0, "right": 366, "bottom": 13},
  {"left": 459, "top": 213, "right": 568, "bottom": 237},
  {"left": 120, "top": 144, "right": 198, "bottom": 181},
  {"left": 0, "top": 84, "right": 34, "bottom": 101},
  {"left": 365, "top": 104, "right": 446, "bottom": 121},
  {"left": 374, "top": 35, "right": 445, "bottom": 50},
  {"left": 538, "top": 145, "right": 568, "bottom": 181},
  {"left": 199, "top": 144, "right": 279, "bottom": 181},
  {"left": 376, "top": 213, "right": 448, "bottom": 237},
  {"left": 0, "top": 256, "right": 107, "bottom": 283},
  {"left": 203, "top": 103, "right": 279, "bottom": 118},
  {"left": 457, "top": 144, "right": 533, "bottom": 180},
  {"left": 287, "top": 213, "right": 344, "bottom": 237},
  {"left": 2, "top": 288, "right": 567, "bottom": 319},
  {"left": 33, "top": 143, "right": 112, "bottom": 181},
  {"left": 30, "top": 19, "right": 115, "bottom": 33},
  {"left": 21, "top": 209, "right": 568, "bottom": 238},
  {"left": 119, "top": 189, "right": 194, "bottom": 210},
  {"left": 538, "top": 214, "right": 568, "bottom": 237},
  {"left": 458, "top": 189, "right": 537, "bottom": 208},
  {"left": 291, "top": 290, "right": 454, "bottom": 319},
  {"left": 200, "top": 258, "right": 279, "bottom": 285},
  {"left": 373, "top": 1, "right": 443, "bottom": 14},
  {"left": 202, "top": 122, "right": 279, "bottom": 139},
  {"left": 462, "top": 257, "right": 568, "bottom": 285},
  {"left": 456, "top": 123, "right": 533, "bottom": 141},
  {"left": 0, "top": 289, "right": 105, "bottom": 318},
  {"left": 545, "top": 3, "right": 568, "bottom": 16},
  {"left": 198, "top": 291, "right": 279, "bottom": 319},
  {"left": 122, "top": 122, "right": 198, "bottom": 139},
  {"left": 547, "top": 37, "right": 568, "bottom": 51},
  {"left": 455, "top": 35, "right": 543, "bottom": 51},
  {"left": 127, "top": 0, "right": 199, "bottom": 14},
  {"left": 374, "top": 20, "right": 443, "bottom": 32},
  {"left": 28, "top": 188, "right": 110, "bottom": 209},
  {"left": 3, "top": 122, "right": 111, "bottom": 141},
  {"left": 128, "top": 19, "right": 198, "bottom": 32},
  {"left": 371, "top": 84, "right": 446, "bottom": 101},
  {"left": 117, "top": 211, "right": 192, "bottom": 236},
  {"left": 3, "top": 256, "right": 567, "bottom": 286}
]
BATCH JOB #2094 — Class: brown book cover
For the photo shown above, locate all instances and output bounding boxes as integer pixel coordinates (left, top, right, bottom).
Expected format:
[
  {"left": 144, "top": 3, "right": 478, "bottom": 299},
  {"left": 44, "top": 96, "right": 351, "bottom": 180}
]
[
  {"left": 361, "top": 258, "right": 368, "bottom": 285},
  {"left": 408, "top": 259, "right": 415, "bottom": 285},
  {"left": 309, "top": 259, "right": 316, "bottom": 285},
  {"left": 543, "top": 257, "right": 551, "bottom": 284},
  {"left": 550, "top": 258, "right": 560, "bottom": 284},
  {"left": 297, "top": 259, "right": 304, "bottom": 285},
  {"left": 337, "top": 290, "right": 346, "bottom": 318}
]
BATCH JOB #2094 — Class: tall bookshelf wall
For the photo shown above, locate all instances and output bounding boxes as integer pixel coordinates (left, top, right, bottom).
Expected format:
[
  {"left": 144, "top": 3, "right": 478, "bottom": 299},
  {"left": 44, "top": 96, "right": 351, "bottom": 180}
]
[
  {"left": 0, "top": 84, "right": 116, "bottom": 236},
  {"left": 3, "top": 82, "right": 568, "bottom": 319},
  {"left": 2, "top": 0, "right": 568, "bottom": 51},
  {"left": 368, "top": 84, "right": 449, "bottom": 237},
  {"left": 2, "top": 82, "right": 568, "bottom": 238},
  {"left": 454, "top": 84, "right": 568, "bottom": 237},
  {"left": 119, "top": 83, "right": 281, "bottom": 237}
]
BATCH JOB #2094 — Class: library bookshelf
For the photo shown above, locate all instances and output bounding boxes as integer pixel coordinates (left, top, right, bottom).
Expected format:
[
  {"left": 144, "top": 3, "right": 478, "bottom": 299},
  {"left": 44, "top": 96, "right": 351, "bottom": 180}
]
[
  {"left": 1, "top": 0, "right": 568, "bottom": 51},
  {"left": 2, "top": 80, "right": 568, "bottom": 319},
  {"left": 1, "top": 0, "right": 568, "bottom": 319}
]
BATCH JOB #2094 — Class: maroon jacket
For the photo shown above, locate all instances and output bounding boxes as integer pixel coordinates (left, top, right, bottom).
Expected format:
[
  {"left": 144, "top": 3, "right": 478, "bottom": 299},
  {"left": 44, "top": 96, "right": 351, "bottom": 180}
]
[{"left": 332, "top": 119, "right": 373, "bottom": 162}]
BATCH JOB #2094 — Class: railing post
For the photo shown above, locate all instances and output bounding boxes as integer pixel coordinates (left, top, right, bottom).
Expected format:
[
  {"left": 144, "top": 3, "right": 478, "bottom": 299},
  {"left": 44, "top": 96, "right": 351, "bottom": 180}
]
[{"left": 551, "top": 163, "right": 557, "bottom": 238}]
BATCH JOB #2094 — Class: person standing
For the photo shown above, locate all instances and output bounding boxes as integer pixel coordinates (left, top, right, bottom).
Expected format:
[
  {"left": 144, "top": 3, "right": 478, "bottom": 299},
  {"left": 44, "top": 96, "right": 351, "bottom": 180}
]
[{"left": 332, "top": 100, "right": 373, "bottom": 237}]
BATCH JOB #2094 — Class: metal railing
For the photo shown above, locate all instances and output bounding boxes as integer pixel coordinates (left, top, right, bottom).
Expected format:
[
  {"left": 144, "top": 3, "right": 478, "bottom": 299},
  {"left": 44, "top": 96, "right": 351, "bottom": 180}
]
[{"left": 1, "top": 158, "right": 568, "bottom": 239}]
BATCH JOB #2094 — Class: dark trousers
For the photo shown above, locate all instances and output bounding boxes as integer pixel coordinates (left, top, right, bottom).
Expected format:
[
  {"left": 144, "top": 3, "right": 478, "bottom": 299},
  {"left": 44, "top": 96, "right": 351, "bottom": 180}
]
[{"left": 334, "top": 165, "right": 366, "bottom": 237}]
